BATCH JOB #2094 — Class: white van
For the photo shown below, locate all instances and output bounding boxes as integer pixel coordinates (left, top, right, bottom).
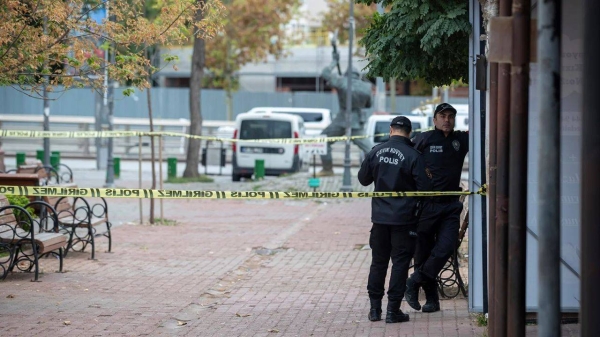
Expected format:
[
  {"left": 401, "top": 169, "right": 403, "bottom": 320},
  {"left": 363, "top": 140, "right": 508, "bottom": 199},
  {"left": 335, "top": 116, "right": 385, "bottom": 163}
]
[
  {"left": 365, "top": 114, "right": 430, "bottom": 145},
  {"left": 410, "top": 103, "right": 469, "bottom": 131},
  {"left": 246, "top": 107, "right": 332, "bottom": 137},
  {"left": 232, "top": 112, "right": 305, "bottom": 181}
]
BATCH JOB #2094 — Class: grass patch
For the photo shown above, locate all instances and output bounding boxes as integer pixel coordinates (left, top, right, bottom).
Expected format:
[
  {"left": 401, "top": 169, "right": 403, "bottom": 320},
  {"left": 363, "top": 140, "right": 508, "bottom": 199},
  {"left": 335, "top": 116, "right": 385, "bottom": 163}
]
[
  {"left": 252, "top": 184, "right": 263, "bottom": 191},
  {"left": 153, "top": 218, "right": 178, "bottom": 226},
  {"left": 165, "top": 175, "right": 214, "bottom": 183},
  {"left": 474, "top": 313, "right": 488, "bottom": 327}
]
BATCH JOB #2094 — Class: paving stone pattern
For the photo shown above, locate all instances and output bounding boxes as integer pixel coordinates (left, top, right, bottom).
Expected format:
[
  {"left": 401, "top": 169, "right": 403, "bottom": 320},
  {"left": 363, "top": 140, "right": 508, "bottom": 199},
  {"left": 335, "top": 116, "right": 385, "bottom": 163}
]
[{"left": 0, "top": 162, "right": 579, "bottom": 336}]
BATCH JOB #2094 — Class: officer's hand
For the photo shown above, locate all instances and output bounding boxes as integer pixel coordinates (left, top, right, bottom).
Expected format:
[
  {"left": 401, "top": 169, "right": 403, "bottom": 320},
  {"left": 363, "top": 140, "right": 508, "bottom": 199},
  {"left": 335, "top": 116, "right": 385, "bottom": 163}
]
[{"left": 332, "top": 51, "right": 340, "bottom": 62}]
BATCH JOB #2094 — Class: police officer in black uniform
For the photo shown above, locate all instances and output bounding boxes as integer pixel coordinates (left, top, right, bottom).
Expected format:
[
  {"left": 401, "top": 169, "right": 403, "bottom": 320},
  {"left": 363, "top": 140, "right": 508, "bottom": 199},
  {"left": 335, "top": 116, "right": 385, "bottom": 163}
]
[
  {"left": 404, "top": 103, "right": 469, "bottom": 313},
  {"left": 358, "top": 116, "right": 431, "bottom": 323}
]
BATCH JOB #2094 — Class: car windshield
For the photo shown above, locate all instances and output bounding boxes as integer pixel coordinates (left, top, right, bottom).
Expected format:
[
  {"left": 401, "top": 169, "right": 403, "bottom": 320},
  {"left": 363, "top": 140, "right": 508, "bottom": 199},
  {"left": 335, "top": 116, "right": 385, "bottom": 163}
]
[
  {"left": 374, "top": 121, "right": 421, "bottom": 143},
  {"left": 240, "top": 120, "right": 292, "bottom": 139},
  {"left": 274, "top": 111, "right": 323, "bottom": 122}
]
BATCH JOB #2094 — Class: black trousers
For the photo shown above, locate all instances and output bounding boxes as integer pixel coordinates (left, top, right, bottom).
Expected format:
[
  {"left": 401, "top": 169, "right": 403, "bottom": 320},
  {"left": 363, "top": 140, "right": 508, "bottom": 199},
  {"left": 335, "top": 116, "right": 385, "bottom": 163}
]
[
  {"left": 367, "top": 223, "right": 417, "bottom": 301},
  {"left": 413, "top": 200, "right": 463, "bottom": 281}
]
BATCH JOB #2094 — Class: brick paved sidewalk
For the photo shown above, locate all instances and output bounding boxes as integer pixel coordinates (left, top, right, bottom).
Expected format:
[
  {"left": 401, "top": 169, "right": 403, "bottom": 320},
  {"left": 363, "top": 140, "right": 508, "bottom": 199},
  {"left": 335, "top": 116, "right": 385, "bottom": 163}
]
[
  {"left": 0, "top": 163, "right": 579, "bottom": 336},
  {"left": 1, "top": 197, "right": 489, "bottom": 337}
]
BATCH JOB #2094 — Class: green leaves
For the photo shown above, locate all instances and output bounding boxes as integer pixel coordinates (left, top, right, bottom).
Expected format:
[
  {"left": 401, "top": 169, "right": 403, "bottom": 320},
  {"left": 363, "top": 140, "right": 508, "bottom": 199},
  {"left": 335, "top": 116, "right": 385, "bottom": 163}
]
[
  {"left": 122, "top": 88, "right": 135, "bottom": 96},
  {"left": 359, "top": 0, "right": 471, "bottom": 86},
  {"left": 0, "top": 0, "right": 225, "bottom": 95},
  {"left": 163, "top": 54, "right": 179, "bottom": 63}
]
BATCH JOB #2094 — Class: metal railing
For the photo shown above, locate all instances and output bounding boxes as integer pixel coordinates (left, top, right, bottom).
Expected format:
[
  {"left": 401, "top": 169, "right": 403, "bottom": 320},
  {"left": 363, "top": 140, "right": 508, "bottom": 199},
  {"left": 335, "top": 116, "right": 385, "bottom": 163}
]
[{"left": 0, "top": 114, "right": 235, "bottom": 160}]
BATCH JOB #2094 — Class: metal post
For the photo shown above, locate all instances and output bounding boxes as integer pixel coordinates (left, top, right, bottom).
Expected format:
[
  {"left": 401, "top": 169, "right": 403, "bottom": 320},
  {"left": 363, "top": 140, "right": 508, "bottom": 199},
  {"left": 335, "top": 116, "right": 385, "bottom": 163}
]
[
  {"left": 488, "top": 61, "right": 498, "bottom": 337},
  {"left": 42, "top": 17, "right": 50, "bottom": 167},
  {"left": 313, "top": 154, "right": 317, "bottom": 192},
  {"left": 478, "top": 29, "right": 489, "bottom": 314},
  {"left": 537, "top": 0, "right": 561, "bottom": 336},
  {"left": 507, "top": 0, "right": 530, "bottom": 335},
  {"left": 390, "top": 79, "right": 396, "bottom": 112},
  {"left": 375, "top": 3, "right": 385, "bottom": 112},
  {"left": 159, "top": 135, "right": 164, "bottom": 219},
  {"left": 494, "top": 2, "right": 512, "bottom": 336},
  {"left": 104, "top": 1, "right": 115, "bottom": 187},
  {"left": 138, "top": 135, "right": 143, "bottom": 224},
  {"left": 105, "top": 82, "right": 115, "bottom": 186},
  {"left": 340, "top": 0, "right": 354, "bottom": 192},
  {"left": 95, "top": 92, "right": 102, "bottom": 170},
  {"left": 443, "top": 86, "right": 449, "bottom": 103},
  {"left": 582, "top": 0, "right": 600, "bottom": 335}
]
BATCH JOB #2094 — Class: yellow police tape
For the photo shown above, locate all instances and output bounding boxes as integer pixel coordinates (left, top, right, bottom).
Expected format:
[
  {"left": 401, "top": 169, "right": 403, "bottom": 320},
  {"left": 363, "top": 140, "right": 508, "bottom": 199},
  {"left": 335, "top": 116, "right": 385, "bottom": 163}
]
[
  {"left": 0, "top": 185, "right": 486, "bottom": 199},
  {"left": 0, "top": 128, "right": 433, "bottom": 144}
]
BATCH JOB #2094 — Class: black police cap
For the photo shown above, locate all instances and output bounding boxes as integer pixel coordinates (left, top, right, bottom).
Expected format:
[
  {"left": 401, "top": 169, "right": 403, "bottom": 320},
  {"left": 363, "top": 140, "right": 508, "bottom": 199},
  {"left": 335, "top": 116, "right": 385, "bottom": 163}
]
[
  {"left": 390, "top": 116, "right": 411, "bottom": 127},
  {"left": 434, "top": 103, "right": 458, "bottom": 116}
]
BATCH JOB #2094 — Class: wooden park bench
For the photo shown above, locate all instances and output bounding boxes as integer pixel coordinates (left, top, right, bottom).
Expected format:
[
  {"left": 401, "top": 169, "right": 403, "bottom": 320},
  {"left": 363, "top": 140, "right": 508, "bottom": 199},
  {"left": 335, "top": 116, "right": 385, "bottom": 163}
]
[
  {"left": 16, "top": 163, "right": 73, "bottom": 185},
  {"left": 0, "top": 174, "right": 112, "bottom": 260},
  {"left": 0, "top": 194, "right": 66, "bottom": 281},
  {"left": 45, "top": 191, "right": 113, "bottom": 260},
  {"left": 0, "top": 173, "right": 41, "bottom": 204}
]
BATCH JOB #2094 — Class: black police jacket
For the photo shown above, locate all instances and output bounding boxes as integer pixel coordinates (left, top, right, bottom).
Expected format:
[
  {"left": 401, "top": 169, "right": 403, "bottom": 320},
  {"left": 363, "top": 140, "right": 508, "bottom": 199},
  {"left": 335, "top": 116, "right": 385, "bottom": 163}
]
[
  {"left": 358, "top": 135, "right": 432, "bottom": 225},
  {"left": 412, "top": 128, "right": 469, "bottom": 195}
]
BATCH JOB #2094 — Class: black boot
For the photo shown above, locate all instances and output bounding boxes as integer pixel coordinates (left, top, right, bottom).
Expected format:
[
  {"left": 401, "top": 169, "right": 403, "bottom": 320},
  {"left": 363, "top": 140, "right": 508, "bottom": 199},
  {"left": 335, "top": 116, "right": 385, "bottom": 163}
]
[
  {"left": 368, "top": 298, "right": 382, "bottom": 321},
  {"left": 404, "top": 273, "right": 422, "bottom": 311},
  {"left": 421, "top": 280, "right": 441, "bottom": 313},
  {"left": 385, "top": 300, "right": 409, "bottom": 323}
]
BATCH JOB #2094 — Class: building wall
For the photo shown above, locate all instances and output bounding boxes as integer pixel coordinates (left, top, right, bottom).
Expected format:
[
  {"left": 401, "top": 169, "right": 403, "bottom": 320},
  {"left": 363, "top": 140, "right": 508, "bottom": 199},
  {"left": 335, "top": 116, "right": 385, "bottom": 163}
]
[{"left": 0, "top": 87, "right": 465, "bottom": 121}]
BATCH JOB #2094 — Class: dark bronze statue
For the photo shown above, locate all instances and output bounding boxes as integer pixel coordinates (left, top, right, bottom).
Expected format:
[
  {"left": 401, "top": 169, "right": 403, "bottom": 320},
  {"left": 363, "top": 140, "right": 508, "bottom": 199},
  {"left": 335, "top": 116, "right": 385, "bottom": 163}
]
[{"left": 318, "top": 50, "right": 374, "bottom": 176}]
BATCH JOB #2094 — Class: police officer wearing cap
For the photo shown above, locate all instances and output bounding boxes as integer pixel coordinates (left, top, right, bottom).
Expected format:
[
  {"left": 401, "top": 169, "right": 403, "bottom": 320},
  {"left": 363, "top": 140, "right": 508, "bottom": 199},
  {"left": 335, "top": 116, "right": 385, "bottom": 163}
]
[
  {"left": 358, "top": 116, "right": 431, "bottom": 324},
  {"left": 404, "top": 103, "right": 469, "bottom": 313}
]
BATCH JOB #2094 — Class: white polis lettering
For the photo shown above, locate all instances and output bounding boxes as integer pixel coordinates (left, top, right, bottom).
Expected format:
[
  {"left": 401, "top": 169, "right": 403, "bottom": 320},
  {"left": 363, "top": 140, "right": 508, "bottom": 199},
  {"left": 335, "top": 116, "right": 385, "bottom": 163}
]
[
  {"left": 379, "top": 156, "right": 399, "bottom": 165},
  {"left": 430, "top": 145, "right": 443, "bottom": 153},
  {"left": 375, "top": 147, "right": 405, "bottom": 166}
]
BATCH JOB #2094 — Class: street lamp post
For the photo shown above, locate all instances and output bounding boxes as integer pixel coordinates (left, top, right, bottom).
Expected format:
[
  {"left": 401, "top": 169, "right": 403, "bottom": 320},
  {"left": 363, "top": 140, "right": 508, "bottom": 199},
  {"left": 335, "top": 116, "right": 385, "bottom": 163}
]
[
  {"left": 104, "top": 1, "right": 115, "bottom": 187},
  {"left": 42, "top": 17, "right": 50, "bottom": 167},
  {"left": 375, "top": 3, "right": 385, "bottom": 112},
  {"left": 340, "top": 0, "right": 354, "bottom": 192}
]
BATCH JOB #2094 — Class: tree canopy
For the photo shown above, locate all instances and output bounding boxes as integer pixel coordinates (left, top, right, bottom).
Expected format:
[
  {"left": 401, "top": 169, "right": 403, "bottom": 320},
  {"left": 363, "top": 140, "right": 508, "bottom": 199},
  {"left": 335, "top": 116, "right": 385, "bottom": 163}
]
[
  {"left": 202, "top": 0, "right": 299, "bottom": 90},
  {"left": 320, "top": 0, "right": 376, "bottom": 46},
  {"left": 356, "top": 0, "right": 471, "bottom": 86},
  {"left": 0, "top": 0, "right": 224, "bottom": 96}
]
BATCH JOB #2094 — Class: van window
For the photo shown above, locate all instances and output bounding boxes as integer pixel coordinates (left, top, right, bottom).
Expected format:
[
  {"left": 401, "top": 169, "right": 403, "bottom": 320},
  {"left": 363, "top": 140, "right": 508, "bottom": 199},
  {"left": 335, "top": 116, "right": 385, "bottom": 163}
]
[
  {"left": 374, "top": 121, "right": 422, "bottom": 143},
  {"left": 240, "top": 120, "right": 292, "bottom": 139},
  {"left": 274, "top": 111, "right": 323, "bottom": 122},
  {"left": 374, "top": 121, "right": 390, "bottom": 143}
]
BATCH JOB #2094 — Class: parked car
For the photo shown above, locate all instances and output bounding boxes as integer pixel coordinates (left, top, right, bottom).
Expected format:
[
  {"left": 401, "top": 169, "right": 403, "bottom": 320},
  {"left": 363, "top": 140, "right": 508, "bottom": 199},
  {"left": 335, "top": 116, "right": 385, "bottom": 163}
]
[
  {"left": 231, "top": 111, "right": 306, "bottom": 181},
  {"left": 246, "top": 107, "right": 332, "bottom": 137},
  {"left": 365, "top": 114, "right": 430, "bottom": 145},
  {"left": 410, "top": 103, "right": 469, "bottom": 131}
]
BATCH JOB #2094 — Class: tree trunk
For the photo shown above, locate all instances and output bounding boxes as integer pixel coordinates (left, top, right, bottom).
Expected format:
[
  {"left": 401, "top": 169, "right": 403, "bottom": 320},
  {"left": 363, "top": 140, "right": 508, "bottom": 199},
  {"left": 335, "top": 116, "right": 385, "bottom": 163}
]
[
  {"left": 226, "top": 87, "right": 233, "bottom": 121},
  {"left": 146, "top": 84, "right": 156, "bottom": 224},
  {"left": 183, "top": 0, "right": 206, "bottom": 178}
]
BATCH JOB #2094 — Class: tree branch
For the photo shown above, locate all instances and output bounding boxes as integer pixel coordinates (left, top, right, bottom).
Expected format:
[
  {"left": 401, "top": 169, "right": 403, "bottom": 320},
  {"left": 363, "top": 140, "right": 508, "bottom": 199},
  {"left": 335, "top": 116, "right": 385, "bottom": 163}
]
[
  {"left": 158, "top": 2, "right": 195, "bottom": 37},
  {"left": 0, "top": 0, "right": 43, "bottom": 62}
]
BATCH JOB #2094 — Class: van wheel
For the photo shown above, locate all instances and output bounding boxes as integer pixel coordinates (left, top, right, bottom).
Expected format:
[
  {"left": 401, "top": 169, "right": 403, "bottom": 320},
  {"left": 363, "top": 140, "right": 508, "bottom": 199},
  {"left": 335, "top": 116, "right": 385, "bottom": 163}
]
[{"left": 232, "top": 173, "right": 241, "bottom": 182}]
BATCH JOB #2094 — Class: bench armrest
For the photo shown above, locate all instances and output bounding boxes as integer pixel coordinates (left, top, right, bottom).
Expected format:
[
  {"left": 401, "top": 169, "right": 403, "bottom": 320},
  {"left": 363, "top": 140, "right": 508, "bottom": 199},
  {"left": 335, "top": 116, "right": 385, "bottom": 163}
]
[
  {"left": 25, "top": 201, "right": 61, "bottom": 233},
  {"left": 90, "top": 197, "right": 109, "bottom": 219},
  {"left": 0, "top": 205, "right": 36, "bottom": 242},
  {"left": 53, "top": 196, "right": 93, "bottom": 226}
]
